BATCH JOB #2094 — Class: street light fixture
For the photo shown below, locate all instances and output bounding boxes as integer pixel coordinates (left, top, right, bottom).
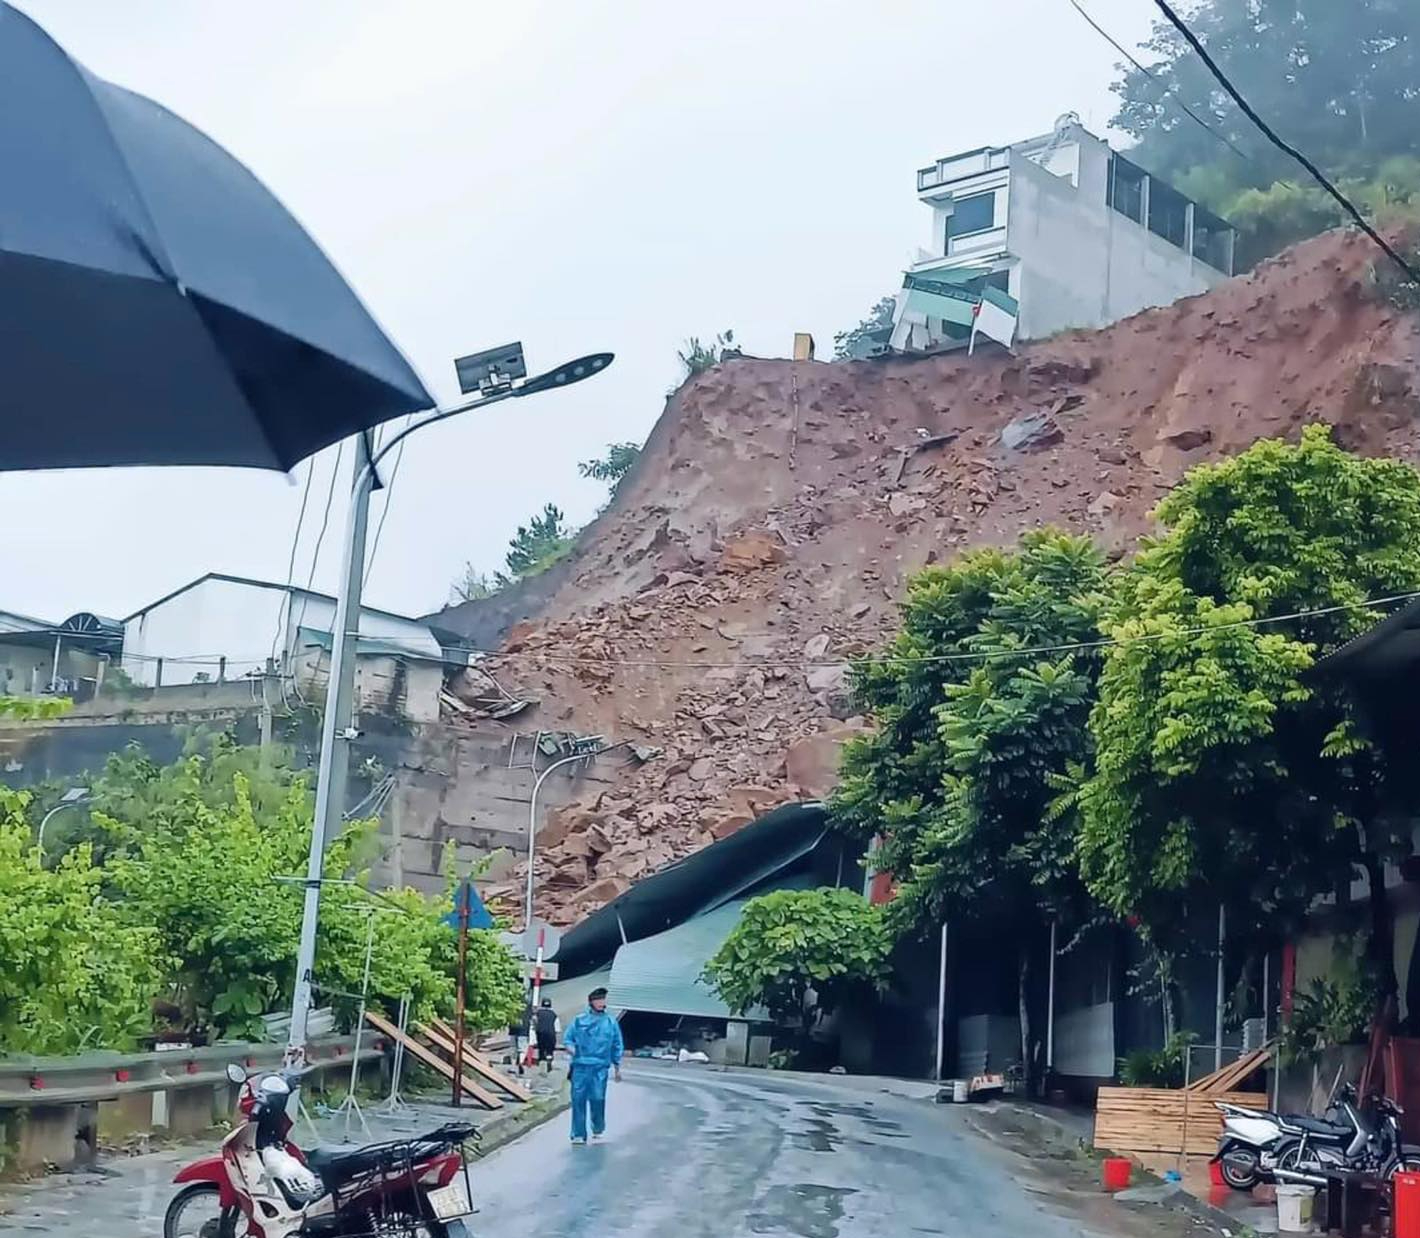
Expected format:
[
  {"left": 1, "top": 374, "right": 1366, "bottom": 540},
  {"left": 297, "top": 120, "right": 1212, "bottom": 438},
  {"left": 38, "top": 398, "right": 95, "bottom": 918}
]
[
  {"left": 285, "top": 348, "right": 614, "bottom": 1065},
  {"left": 36, "top": 785, "right": 91, "bottom": 858}
]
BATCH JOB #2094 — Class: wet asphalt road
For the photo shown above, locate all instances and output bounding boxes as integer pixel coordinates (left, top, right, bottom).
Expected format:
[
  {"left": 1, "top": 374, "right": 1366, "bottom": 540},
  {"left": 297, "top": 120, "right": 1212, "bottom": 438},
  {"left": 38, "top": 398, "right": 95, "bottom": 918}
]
[
  {"left": 468, "top": 1064, "right": 1106, "bottom": 1238},
  {"left": 0, "top": 1065, "right": 1117, "bottom": 1238}
]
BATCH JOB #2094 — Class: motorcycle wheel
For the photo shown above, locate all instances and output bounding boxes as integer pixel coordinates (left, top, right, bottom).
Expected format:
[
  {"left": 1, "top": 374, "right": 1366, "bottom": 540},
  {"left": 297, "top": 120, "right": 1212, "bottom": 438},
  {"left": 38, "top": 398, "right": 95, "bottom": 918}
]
[
  {"left": 1218, "top": 1145, "right": 1261, "bottom": 1191},
  {"left": 163, "top": 1184, "right": 239, "bottom": 1238}
]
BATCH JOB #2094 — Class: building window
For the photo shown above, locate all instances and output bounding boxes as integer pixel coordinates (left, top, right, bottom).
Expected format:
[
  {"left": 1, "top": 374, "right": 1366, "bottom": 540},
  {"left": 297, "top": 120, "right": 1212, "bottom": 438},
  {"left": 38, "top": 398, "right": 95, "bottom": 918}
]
[
  {"left": 1148, "top": 179, "right": 1189, "bottom": 250},
  {"left": 947, "top": 191, "right": 997, "bottom": 241},
  {"left": 1192, "top": 205, "right": 1235, "bottom": 273},
  {"left": 1108, "top": 155, "right": 1145, "bottom": 224}
]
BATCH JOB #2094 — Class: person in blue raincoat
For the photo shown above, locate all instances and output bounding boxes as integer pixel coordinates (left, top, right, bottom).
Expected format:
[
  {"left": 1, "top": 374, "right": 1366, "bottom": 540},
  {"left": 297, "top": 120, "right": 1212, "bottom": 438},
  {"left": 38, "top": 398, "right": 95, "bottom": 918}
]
[{"left": 565, "top": 986, "right": 624, "bottom": 1144}]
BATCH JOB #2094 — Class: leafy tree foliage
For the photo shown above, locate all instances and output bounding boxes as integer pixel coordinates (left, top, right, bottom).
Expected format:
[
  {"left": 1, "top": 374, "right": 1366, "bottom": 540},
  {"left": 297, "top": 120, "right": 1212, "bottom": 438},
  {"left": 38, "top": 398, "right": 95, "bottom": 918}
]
[
  {"left": 578, "top": 442, "right": 642, "bottom": 499},
  {"left": 704, "top": 888, "right": 891, "bottom": 1025},
  {"left": 831, "top": 530, "right": 1108, "bottom": 937},
  {"left": 1112, "top": 0, "right": 1420, "bottom": 261},
  {"left": 502, "top": 502, "right": 574, "bottom": 582},
  {"left": 1078, "top": 426, "right": 1420, "bottom": 992},
  {"left": 677, "top": 330, "right": 735, "bottom": 378},
  {"left": 449, "top": 563, "right": 496, "bottom": 605},
  {"left": 0, "top": 789, "right": 164, "bottom": 1054},
  {"left": 832, "top": 295, "right": 896, "bottom": 360}
]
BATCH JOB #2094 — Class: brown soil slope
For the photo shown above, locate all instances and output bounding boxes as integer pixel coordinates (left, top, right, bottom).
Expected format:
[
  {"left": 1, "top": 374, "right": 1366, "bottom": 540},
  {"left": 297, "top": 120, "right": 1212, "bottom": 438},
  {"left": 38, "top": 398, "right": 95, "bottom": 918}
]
[{"left": 482, "top": 228, "right": 1420, "bottom": 926}]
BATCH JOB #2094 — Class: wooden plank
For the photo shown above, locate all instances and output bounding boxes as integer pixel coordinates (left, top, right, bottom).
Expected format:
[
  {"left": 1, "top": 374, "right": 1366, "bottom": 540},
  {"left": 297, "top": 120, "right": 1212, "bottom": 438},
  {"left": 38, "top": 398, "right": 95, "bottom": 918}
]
[
  {"left": 416, "top": 1022, "right": 533, "bottom": 1103},
  {"left": 1187, "top": 1047, "right": 1271, "bottom": 1094},
  {"left": 364, "top": 1010, "right": 503, "bottom": 1110},
  {"left": 1094, "top": 1087, "right": 1264, "bottom": 1157},
  {"left": 430, "top": 1016, "right": 457, "bottom": 1042}
]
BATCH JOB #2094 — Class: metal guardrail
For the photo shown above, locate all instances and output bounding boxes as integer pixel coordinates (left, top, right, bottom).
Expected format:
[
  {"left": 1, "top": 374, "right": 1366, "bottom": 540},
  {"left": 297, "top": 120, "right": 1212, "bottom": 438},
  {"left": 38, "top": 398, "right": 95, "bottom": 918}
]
[{"left": 0, "top": 1035, "right": 378, "bottom": 1108}]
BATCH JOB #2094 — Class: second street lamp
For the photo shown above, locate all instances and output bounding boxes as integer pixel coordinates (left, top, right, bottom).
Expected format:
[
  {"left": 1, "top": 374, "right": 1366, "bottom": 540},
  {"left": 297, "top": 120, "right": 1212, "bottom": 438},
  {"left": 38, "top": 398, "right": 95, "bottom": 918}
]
[{"left": 285, "top": 348, "right": 614, "bottom": 1066}]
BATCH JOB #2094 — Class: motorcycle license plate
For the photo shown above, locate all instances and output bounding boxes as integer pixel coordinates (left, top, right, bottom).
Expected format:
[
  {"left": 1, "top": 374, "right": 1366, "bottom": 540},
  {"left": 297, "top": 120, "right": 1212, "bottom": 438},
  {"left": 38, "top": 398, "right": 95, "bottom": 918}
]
[{"left": 428, "top": 1180, "right": 473, "bottom": 1221}]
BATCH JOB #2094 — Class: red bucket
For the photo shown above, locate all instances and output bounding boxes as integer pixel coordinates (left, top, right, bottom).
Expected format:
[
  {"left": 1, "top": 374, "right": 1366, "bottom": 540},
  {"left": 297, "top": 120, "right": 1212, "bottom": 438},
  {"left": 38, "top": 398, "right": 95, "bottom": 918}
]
[
  {"left": 1102, "top": 1158, "right": 1133, "bottom": 1192},
  {"left": 1395, "top": 1171, "right": 1420, "bottom": 1238}
]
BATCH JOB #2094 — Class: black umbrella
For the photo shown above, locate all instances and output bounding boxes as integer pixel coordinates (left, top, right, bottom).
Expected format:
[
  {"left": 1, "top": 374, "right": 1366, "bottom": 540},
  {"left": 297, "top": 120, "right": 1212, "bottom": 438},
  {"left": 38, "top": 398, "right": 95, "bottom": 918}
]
[{"left": 0, "top": 2, "right": 433, "bottom": 473}]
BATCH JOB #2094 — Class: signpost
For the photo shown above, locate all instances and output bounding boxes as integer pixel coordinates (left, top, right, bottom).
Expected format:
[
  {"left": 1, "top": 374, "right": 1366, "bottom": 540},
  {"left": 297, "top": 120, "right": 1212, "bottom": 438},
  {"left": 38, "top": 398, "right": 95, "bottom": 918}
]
[{"left": 444, "top": 880, "right": 494, "bottom": 1108}]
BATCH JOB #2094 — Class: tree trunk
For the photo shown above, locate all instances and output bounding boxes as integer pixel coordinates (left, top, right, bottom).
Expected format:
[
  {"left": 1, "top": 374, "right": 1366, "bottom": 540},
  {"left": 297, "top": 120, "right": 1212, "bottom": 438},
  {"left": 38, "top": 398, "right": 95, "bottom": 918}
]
[
  {"left": 1018, "top": 943, "right": 1033, "bottom": 1095},
  {"left": 1361, "top": 850, "right": 1398, "bottom": 1002}
]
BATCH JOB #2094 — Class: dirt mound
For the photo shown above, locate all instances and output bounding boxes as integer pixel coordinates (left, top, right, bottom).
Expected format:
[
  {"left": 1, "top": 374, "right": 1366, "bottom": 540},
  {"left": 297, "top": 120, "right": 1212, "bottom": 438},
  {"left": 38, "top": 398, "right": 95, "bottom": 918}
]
[{"left": 468, "top": 228, "right": 1420, "bottom": 926}]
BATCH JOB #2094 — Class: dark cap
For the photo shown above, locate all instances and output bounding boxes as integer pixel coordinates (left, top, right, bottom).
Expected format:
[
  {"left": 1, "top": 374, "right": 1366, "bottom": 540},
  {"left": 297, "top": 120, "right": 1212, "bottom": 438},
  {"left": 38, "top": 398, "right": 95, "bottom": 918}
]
[
  {"left": 588, "top": 986, "right": 609, "bottom": 1001},
  {"left": 541, "top": 998, "right": 552, "bottom": 1007}
]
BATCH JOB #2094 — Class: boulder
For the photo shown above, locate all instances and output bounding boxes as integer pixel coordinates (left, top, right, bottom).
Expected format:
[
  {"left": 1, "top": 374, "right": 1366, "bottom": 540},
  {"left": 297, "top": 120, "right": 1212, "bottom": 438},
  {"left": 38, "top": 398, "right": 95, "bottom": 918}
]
[{"left": 720, "top": 529, "right": 788, "bottom": 573}]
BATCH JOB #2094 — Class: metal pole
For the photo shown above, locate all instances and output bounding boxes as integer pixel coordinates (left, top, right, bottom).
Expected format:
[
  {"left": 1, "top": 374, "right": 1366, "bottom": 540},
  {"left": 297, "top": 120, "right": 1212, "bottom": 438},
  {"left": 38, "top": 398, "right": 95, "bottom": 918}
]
[
  {"left": 1047, "top": 919, "right": 1058, "bottom": 1072},
  {"left": 1262, "top": 951, "right": 1270, "bottom": 1043},
  {"left": 524, "top": 744, "right": 628, "bottom": 932},
  {"left": 935, "top": 921, "right": 949, "bottom": 1081},
  {"left": 1215, "top": 902, "right": 1226, "bottom": 1073},
  {"left": 283, "top": 363, "right": 612, "bottom": 1067},
  {"left": 50, "top": 633, "right": 61, "bottom": 692},
  {"left": 287, "top": 437, "right": 374, "bottom": 1065},
  {"left": 452, "top": 890, "right": 469, "bottom": 1107}
]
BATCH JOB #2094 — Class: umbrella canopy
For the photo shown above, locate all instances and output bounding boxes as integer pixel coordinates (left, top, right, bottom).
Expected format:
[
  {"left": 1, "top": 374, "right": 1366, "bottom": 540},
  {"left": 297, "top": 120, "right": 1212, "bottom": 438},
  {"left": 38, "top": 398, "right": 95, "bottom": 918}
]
[{"left": 0, "top": 3, "right": 433, "bottom": 472}]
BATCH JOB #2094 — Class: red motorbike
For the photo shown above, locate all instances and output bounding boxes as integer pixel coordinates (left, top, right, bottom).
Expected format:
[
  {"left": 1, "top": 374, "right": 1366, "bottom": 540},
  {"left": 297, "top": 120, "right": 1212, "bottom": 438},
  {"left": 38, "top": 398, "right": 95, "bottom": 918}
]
[{"left": 164, "top": 1064, "right": 477, "bottom": 1238}]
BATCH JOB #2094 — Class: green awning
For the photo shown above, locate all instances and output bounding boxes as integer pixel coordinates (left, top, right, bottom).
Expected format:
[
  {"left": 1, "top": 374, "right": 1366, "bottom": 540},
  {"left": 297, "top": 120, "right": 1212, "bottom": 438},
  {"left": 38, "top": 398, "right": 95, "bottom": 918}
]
[{"left": 606, "top": 900, "right": 768, "bottom": 1021}]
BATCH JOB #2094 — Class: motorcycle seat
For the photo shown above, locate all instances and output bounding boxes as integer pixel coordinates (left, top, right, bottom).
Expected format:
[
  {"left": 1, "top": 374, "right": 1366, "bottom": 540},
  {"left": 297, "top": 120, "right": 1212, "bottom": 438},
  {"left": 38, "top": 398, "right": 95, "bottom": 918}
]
[
  {"left": 1286, "top": 1115, "right": 1351, "bottom": 1138},
  {"left": 307, "top": 1142, "right": 406, "bottom": 1189}
]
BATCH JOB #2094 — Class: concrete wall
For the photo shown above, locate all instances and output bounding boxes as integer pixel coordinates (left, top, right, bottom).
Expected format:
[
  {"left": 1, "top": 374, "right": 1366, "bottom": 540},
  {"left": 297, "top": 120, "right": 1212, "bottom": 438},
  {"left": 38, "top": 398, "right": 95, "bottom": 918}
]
[
  {"left": 296, "top": 648, "right": 444, "bottom": 724},
  {"left": 0, "top": 639, "right": 54, "bottom": 696},
  {"left": 1006, "top": 149, "right": 1227, "bottom": 340}
]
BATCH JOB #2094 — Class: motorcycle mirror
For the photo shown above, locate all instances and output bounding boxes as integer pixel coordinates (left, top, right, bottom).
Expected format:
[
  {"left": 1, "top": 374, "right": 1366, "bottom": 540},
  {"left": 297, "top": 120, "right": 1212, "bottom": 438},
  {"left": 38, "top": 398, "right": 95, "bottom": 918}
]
[{"left": 225, "top": 1063, "right": 248, "bottom": 1084}]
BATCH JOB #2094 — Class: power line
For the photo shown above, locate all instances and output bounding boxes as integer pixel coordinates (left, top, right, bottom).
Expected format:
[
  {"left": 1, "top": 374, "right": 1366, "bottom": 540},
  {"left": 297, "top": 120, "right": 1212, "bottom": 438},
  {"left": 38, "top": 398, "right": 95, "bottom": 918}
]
[
  {"left": 1150, "top": 0, "right": 1420, "bottom": 285},
  {"left": 292, "top": 440, "right": 346, "bottom": 643},
  {"left": 364, "top": 414, "right": 414, "bottom": 588},
  {"left": 1066, "top": 0, "right": 1259, "bottom": 172},
  {"left": 438, "top": 590, "right": 1420, "bottom": 672},
  {"left": 269, "top": 458, "right": 317, "bottom": 662}
]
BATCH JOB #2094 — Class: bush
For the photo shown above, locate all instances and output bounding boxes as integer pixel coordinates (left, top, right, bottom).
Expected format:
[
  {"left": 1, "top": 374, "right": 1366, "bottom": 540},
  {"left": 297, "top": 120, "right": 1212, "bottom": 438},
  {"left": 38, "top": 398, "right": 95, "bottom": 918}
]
[
  {"left": 1117, "top": 1031, "right": 1197, "bottom": 1088},
  {"left": 0, "top": 790, "right": 164, "bottom": 1054}
]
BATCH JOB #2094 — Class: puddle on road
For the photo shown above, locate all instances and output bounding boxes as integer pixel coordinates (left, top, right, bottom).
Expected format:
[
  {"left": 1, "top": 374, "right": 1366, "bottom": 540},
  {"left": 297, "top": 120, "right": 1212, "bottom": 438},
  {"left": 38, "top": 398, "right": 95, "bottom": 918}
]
[
  {"left": 748, "top": 1183, "right": 857, "bottom": 1238},
  {"left": 791, "top": 1117, "right": 841, "bottom": 1152}
]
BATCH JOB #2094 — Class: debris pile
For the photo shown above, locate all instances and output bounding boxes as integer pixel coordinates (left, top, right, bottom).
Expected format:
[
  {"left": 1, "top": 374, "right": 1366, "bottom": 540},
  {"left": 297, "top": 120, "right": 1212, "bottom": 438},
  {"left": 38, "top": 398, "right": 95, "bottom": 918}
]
[{"left": 453, "top": 228, "right": 1420, "bottom": 926}]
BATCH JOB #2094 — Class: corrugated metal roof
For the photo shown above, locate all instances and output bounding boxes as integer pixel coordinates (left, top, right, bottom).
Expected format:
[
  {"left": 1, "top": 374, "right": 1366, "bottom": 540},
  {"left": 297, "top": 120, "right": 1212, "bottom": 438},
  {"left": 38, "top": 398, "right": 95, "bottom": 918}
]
[
  {"left": 606, "top": 900, "right": 767, "bottom": 1021},
  {"left": 541, "top": 965, "right": 616, "bottom": 1027}
]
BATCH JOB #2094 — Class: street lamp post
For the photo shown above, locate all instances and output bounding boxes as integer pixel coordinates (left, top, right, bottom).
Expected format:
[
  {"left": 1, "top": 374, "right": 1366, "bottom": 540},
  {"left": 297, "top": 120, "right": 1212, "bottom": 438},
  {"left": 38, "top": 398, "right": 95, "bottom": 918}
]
[
  {"left": 285, "top": 350, "right": 614, "bottom": 1066},
  {"left": 523, "top": 741, "right": 633, "bottom": 934},
  {"left": 36, "top": 786, "right": 90, "bottom": 858}
]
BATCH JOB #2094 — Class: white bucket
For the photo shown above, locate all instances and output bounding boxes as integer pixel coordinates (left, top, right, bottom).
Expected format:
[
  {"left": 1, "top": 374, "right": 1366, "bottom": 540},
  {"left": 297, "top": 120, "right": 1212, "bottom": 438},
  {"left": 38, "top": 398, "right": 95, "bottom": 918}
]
[
  {"left": 1276, "top": 1184, "right": 1315, "bottom": 1233},
  {"left": 951, "top": 1079, "right": 969, "bottom": 1103}
]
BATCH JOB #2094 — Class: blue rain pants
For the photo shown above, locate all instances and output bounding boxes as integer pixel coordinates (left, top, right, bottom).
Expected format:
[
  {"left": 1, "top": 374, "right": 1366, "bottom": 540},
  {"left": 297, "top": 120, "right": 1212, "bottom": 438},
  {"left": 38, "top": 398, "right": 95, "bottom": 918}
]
[{"left": 569, "top": 1063, "right": 610, "bottom": 1140}]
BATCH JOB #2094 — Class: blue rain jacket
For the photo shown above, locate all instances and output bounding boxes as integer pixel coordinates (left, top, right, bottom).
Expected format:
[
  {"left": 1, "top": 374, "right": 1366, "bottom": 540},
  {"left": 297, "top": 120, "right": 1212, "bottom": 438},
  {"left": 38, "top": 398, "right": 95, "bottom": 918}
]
[{"left": 565, "top": 1007, "right": 624, "bottom": 1071}]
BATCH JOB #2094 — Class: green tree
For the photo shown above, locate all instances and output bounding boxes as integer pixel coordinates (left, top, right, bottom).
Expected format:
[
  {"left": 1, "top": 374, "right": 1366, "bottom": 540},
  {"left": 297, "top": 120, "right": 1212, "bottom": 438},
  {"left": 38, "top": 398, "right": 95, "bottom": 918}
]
[
  {"left": 830, "top": 530, "right": 1109, "bottom": 1083},
  {"left": 501, "top": 502, "right": 574, "bottom": 582},
  {"left": 449, "top": 563, "right": 496, "bottom": 605},
  {"left": 1079, "top": 426, "right": 1420, "bottom": 1004},
  {"left": 1112, "top": 0, "right": 1420, "bottom": 261},
  {"left": 0, "top": 789, "right": 164, "bottom": 1054},
  {"left": 578, "top": 442, "right": 642, "bottom": 499},
  {"left": 677, "top": 330, "right": 735, "bottom": 378},
  {"left": 832, "top": 295, "right": 896, "bottom": 360},
  {"left": 703, "top": 888, "right": 892, "bottom": 1028}
]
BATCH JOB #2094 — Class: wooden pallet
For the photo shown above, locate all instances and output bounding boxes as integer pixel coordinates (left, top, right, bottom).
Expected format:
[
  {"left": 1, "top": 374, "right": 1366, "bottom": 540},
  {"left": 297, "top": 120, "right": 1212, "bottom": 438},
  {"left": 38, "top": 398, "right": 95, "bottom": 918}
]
[
  {"left": 1185, "top": 1046, "right": 1272, "bottom": 1094},
  {"left": 363, "top": 1010, "right": 503, "bottom": 1110},
  {"left": 1094, "top": 1086, "right": 1264, "bottom": 1157},
  {"left": 416, "top": 1022, "right": 532, "bottom": 1103}
]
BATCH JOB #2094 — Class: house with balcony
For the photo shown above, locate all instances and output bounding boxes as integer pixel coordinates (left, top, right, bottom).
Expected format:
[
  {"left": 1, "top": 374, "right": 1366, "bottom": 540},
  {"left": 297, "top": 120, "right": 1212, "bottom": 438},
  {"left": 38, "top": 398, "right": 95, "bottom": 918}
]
[{"left": 889, "top": 116, "right": 1237, "bottom": 354}]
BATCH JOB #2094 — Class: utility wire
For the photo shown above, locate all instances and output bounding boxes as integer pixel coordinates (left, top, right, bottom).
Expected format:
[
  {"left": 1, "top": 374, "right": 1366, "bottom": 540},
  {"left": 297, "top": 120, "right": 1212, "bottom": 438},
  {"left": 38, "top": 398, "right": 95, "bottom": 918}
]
[
  {"left": 364, "top": 414, "right": 414, "bottom": 588},
  {"left": 269, "top": 458, "right": 317, "bottom": 663},
  {"left": 292, "top": 440, "right": 346, "bottom": 642},
  {"left": 1150, "top": 0, "right": 1420, "bottom": 285},
  {"left": 439, "top": 589, "right": 1420, "bottom": 671},
  {"left": 1066, "top": 0, "right": 1259, "bottom": 172}
]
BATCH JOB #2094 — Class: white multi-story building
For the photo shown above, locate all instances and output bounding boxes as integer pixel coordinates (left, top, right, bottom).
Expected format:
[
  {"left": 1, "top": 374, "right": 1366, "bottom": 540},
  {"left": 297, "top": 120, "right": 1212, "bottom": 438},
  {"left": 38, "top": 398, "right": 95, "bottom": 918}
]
[
  {"left": 890, "top": 116, "right": 1237, "bottom": 353},
  {"left": 121, "top": 573, "right": 452, "bottom": 721}
]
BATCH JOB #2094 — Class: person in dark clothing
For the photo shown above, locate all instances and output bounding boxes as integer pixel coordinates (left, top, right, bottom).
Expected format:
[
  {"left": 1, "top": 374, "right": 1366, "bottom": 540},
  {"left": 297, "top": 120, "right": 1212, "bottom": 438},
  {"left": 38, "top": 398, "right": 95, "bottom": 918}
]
[
  {"left": 508, "top": 994, "right": 533, "bottom": 1075},
  {"left": 534, "top": 997, "right": 561, "bottom": 1073}
]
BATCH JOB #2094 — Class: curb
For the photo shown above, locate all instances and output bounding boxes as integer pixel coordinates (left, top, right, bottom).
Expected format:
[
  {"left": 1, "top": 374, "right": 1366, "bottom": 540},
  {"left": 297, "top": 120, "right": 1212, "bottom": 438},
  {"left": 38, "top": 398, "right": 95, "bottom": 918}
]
[{"left": 474, "top": 1088, "right": 569, "bottom": 1158}]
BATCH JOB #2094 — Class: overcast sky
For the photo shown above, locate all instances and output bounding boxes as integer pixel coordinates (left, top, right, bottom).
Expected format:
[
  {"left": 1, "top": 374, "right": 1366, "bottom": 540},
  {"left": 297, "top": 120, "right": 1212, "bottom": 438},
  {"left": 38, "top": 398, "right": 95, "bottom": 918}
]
[{"left": 4, "top": 0, "right": 1157, "bottom": 626}]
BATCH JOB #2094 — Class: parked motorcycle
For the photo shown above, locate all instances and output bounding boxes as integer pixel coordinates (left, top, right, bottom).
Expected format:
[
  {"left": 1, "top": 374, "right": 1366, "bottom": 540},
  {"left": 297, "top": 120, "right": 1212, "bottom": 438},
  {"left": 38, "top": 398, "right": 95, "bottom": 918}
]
[
  {"left": 164, "top": 1064, "right": 479, "bottom": 1238},
  {"left": 1214, "top": 1084, "right": 1420, "bottom": 1192}
]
